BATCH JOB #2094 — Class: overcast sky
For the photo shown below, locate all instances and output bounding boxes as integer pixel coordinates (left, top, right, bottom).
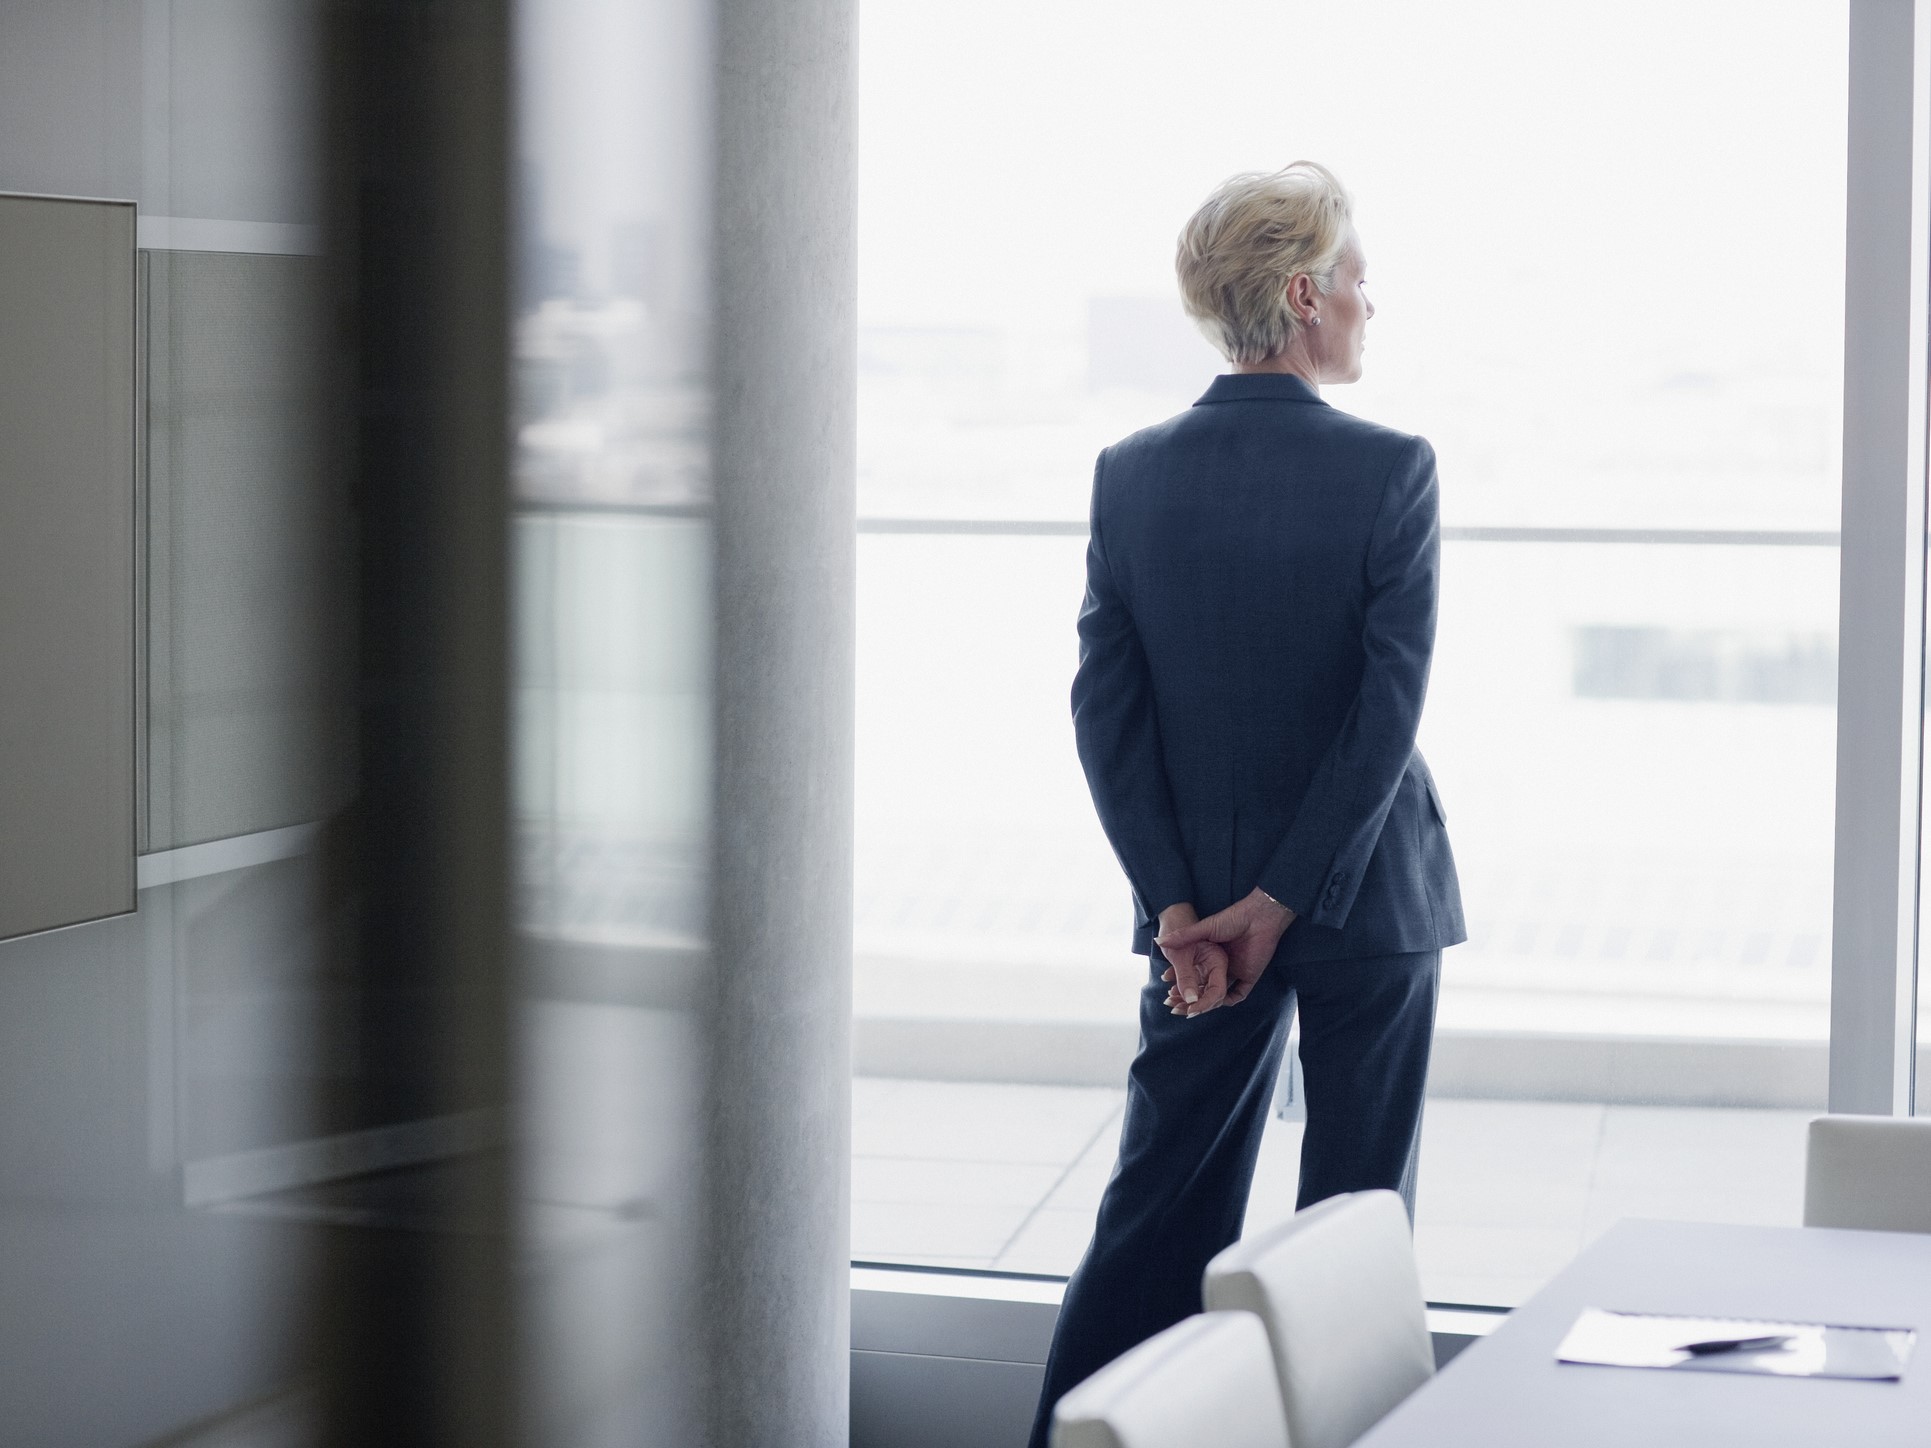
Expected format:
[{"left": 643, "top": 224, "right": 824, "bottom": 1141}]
[
  {"left": 859, "top": 0, "right": 1847, "bottom": 361},
  {"left": 857, "top": 0, "right": 1851, "bottom": 528}
]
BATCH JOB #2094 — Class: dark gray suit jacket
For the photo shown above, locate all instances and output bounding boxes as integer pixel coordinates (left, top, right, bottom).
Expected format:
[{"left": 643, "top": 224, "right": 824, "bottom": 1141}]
[{"left": 1072, "top": 372, "right": 1465, "bottom": 963}]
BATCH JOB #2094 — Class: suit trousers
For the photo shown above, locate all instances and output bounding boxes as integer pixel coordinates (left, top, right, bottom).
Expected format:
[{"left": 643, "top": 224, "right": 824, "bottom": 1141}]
[{"left": 1024, "top": 945, "right": 1440, "bottom": 1448}]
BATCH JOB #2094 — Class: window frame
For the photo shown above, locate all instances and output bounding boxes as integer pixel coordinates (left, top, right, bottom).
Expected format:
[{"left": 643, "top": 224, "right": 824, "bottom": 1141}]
[{"left": 1830, "top": 0, "right": 1928, "bottom": 1117}]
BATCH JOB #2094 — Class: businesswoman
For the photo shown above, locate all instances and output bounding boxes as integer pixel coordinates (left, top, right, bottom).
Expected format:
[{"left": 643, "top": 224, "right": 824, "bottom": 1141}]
[{"left": 1026, "top": 162, "right": 1464, "bottom": 1446}]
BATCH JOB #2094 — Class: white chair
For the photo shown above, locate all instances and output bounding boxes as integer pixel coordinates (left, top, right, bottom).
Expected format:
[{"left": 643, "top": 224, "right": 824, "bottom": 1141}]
[
  {"left": 1203, "top": 1190, "right": 1433, "bottom": 1448},
  {"left": 1051, "top": 1311, "right": 1288, "bottom": 1448},
  {"left": 1804, "top": 1114, "right": 1931, "bottom": 1233}
]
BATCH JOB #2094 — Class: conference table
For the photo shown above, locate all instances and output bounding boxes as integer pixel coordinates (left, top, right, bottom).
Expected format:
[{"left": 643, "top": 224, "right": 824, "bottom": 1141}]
[{"left": 1357, "top": 1218, "right": 1931, "bottom": 1446}]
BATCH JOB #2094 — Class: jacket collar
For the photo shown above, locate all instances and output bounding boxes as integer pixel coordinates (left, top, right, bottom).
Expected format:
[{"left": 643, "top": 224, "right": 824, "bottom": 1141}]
[{"left": 1195, "top": 372, "right": 1326, "bottom": 406}]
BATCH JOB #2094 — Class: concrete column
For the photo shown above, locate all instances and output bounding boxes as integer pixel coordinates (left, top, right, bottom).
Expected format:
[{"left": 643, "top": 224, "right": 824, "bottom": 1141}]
[{"left": 705, "top": 0, "right": 856, "bottom": 1442}]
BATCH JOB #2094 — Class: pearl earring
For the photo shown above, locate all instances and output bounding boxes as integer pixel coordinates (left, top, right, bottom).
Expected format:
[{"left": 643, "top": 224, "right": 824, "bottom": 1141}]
[{"left": 1309, "top": 316, "right": 1321, "bottom": 327}]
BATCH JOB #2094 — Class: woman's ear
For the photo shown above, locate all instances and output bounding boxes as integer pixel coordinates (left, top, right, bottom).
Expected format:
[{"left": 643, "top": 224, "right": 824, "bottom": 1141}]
[{"left": 1287, "top": 271, "right": 1318, "bottom": 325}]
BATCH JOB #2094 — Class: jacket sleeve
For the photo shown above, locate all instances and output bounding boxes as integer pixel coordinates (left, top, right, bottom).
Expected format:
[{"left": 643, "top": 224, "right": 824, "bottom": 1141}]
[
  {"left": 1257, "top": 435, "right": 1441, "bottom": 927},
  {"left": 1071, "top": 452, "right": 1196, "bottom": 923}
]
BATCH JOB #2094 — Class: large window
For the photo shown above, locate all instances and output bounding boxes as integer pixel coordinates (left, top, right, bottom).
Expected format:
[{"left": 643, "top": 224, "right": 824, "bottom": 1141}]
[{"left": 853, "top": 0, "right": 1858, "bottom": 1303}]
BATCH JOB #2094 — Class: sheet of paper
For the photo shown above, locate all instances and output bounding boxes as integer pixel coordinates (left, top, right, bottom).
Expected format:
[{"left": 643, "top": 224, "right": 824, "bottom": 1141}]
[{"left": 1556, "top": 1309, "right": 1915, "bottom": 1381}]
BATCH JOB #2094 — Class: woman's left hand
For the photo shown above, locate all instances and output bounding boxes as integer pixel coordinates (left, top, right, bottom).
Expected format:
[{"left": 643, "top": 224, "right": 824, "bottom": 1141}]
[
  {"left": 1154, "top": 902, "right": 1233, "bottom": 1017},
  {"left": 1160, "top": 940, "right": 1232, "bottom": 1017}
]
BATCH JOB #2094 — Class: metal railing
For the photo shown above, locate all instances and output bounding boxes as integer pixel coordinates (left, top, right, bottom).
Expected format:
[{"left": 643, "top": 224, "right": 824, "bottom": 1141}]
[{"left": 516, "top": 501, "right": 1844, "bottom": 548}]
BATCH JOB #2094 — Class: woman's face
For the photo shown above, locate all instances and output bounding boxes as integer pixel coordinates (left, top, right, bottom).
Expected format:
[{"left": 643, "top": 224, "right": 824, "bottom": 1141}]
[{"left": 1308, "top": 234, "right": 1373, "bottom": 384}]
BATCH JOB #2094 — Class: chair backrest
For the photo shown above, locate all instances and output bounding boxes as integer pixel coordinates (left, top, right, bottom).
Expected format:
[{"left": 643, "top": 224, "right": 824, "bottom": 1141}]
[
  {"left": 1202, "top": 1190, "right": 1433, "bottom": 1448},
  {"left": 1804, "top": 1114, "right": 1931, "bottom": 1233},
  {"left": 1051, "top": 1311, "right": 1288, "bottom": 1448}
]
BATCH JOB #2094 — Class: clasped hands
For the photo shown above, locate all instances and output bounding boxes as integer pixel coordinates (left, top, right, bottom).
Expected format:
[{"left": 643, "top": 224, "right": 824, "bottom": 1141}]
[{"left": 1154, "top": 889, "right": 1297, "bottom": 1019}]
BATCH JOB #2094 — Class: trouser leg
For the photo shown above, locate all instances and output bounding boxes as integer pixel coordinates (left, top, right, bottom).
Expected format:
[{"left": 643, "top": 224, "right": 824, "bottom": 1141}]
[
  {"left": 1024, "top": 952, "right": 1294, "bottom": 1448},
  {"left": 1291, "top": 948, "right": 1440, "bottom": 1218}
]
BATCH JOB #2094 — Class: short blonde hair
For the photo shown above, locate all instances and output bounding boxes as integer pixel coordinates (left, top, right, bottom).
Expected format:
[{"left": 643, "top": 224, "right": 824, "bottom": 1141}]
[{"left": 1176, "top": 162, "right": 1355, "bottom": 364}]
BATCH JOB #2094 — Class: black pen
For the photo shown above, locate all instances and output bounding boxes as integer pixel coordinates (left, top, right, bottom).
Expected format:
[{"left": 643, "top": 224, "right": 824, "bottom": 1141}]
[{"left": 1676, "top": 1334, "right": 1794, "bottom": 1356}]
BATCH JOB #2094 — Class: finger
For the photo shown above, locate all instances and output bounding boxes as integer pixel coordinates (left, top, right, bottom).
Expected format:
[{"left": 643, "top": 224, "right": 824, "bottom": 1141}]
[
  {"left": 1169, "top": 952, "right": 1203, "bottom": 1008},
  {"left": 1171, "top": 909, "right": 1246, "bottom": 948},
  {"left": 1181, "top": 946, "right": 1228, "bottom": 1011},
  {"left": 1159, "top": 961, "right": 1191, "bottom": 1012},
  {"left": 1155, "top": 918, "right": 1211, "bottom": 951},
  {"left": 1186, "top": 949, "right": 1230, "bottom": 1016}
]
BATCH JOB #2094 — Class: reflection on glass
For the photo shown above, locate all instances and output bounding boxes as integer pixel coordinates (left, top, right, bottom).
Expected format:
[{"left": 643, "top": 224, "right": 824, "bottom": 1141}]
[
  {"left": 513, "top": 0, "right": 714, "bottom": 1440},
  {"left": 0, "top": 11, "right": 346, "bottom": 1441},
  {"left": 854, "top": 0, "right": 1846, "bottom": 1303}
]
